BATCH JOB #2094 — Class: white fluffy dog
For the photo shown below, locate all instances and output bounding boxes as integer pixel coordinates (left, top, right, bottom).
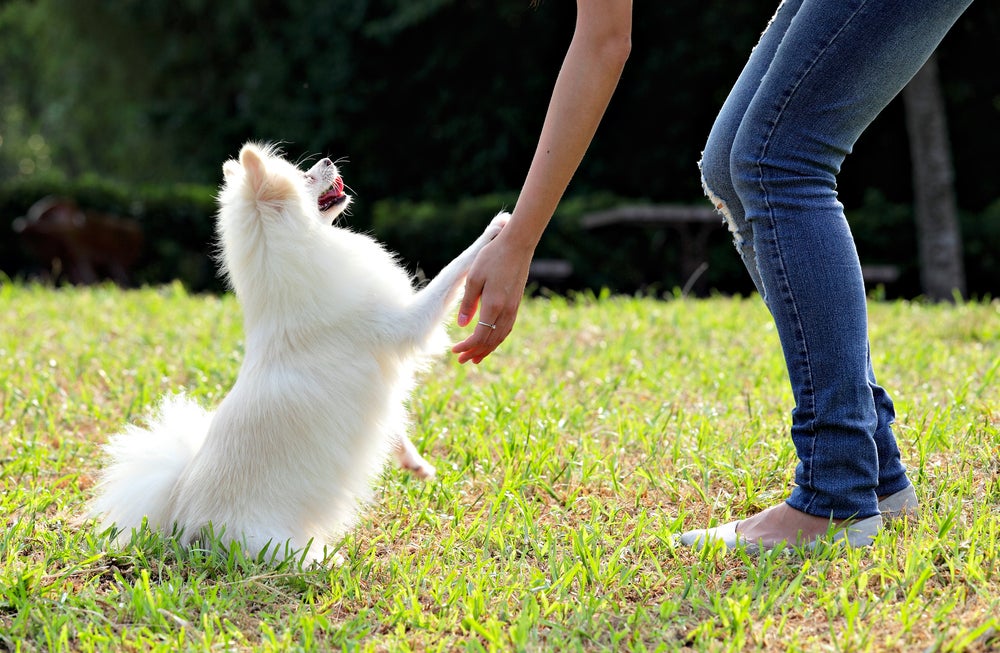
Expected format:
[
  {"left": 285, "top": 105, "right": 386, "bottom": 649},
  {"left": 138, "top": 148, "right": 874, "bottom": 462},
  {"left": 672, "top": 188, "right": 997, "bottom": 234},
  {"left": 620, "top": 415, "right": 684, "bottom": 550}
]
[{"left": 88, "top": 142, "right": 505, "bottom": 565}]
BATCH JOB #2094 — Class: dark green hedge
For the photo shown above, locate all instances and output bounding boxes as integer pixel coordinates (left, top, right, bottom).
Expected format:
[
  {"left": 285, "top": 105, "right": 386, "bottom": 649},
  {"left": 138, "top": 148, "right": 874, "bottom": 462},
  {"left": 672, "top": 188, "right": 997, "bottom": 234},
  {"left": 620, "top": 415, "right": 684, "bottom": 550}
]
[
  {"left": 372, "top": 193, "right": 1000, "bottom": 299},
  {"left": 2, "top": 177, "right": 998, "bottom": 298},
  {"left": 370, "top": 193, "right": 754, "bottom": 297},
  {"left": 848, "top": 190, "right": 1000, "bottom": 299}
]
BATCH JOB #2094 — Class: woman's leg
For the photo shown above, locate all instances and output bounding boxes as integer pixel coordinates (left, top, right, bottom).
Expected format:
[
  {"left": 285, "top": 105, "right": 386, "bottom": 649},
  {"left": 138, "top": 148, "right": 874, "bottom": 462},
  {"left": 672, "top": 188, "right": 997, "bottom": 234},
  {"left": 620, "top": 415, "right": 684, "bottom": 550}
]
[
  {"left": 697, "top": 0, "right": 971, "bottom": 542},
  {"left": 699, "top": 0, "right": 801, "bottom": 297}
]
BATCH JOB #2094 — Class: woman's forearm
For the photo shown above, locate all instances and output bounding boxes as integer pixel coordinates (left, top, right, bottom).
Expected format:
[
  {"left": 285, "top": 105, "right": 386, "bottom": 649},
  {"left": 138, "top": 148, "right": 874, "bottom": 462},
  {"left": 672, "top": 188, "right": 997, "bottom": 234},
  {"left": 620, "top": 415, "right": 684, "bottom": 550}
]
[
  {"left": 504, "top": 0, "right": 632, "bottom": 252},
  {"left": 452, "top": 0, "right": 631, "bottom": 364}
]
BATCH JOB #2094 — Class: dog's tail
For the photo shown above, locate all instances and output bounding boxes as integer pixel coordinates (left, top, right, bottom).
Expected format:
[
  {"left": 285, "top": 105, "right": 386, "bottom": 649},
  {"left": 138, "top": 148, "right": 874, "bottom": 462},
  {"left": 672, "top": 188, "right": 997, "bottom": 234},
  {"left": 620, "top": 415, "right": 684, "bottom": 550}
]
[{"left": 88, "top": 393, "right": 211, "bottom": 542}]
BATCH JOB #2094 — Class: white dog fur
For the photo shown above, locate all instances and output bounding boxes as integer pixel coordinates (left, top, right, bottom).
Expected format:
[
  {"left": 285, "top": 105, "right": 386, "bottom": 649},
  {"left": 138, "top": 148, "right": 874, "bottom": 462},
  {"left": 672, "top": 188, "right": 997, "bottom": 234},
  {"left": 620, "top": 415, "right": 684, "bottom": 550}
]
[{"left": 88, "top": 142, "right": 505, "bottom": 565}]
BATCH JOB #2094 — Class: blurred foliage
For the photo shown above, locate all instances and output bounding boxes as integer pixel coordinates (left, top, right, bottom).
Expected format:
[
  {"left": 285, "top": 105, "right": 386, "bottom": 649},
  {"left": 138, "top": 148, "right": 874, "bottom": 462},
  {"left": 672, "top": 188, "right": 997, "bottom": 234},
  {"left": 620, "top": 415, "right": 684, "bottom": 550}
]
[
  {"left": 5, "top": 172, "right": 995, "bottom": 297},
  {"left": 1, "top": 1, "right": 998, "bottom": 295},
  {"left": 1, "top": 1, "right": 995, "bottom": 207}
]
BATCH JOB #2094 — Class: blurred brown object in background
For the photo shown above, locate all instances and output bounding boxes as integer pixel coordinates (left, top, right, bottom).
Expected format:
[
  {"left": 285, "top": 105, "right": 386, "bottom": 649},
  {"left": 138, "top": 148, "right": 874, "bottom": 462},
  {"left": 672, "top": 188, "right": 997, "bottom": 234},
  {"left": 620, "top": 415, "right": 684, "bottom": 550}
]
[{"left": 12, "top": 196, "right": 143, "bottom": 286}]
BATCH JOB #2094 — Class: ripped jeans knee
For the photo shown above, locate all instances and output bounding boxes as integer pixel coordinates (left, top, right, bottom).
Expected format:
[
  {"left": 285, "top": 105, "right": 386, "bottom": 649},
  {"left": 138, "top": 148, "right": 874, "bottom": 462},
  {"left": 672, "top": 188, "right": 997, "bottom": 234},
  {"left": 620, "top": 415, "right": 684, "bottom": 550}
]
[{"left": 698, "top": 148, "right": 764, "bottom": 295}]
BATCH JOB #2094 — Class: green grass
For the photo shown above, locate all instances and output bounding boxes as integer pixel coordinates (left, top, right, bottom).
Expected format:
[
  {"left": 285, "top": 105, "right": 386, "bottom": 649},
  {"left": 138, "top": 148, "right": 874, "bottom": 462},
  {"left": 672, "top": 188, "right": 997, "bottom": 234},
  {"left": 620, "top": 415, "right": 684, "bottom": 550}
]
[{"left": 1, "top": 281, "right": 998, "bottom": 652}]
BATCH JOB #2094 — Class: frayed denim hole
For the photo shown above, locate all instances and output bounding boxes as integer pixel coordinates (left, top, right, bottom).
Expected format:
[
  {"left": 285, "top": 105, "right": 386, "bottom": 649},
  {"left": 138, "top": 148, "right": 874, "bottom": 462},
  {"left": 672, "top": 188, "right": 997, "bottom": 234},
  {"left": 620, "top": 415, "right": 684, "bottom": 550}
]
[{"left": 699, "top": 168, "right": 743, "bottom": 249}]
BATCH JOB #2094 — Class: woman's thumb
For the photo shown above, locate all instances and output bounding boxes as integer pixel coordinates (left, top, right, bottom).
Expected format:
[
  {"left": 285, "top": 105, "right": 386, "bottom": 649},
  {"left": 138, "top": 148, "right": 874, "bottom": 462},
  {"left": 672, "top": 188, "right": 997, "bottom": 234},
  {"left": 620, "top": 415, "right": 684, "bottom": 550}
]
[{"left": 457, "top": 282, "right": 481, "bottom": 327}]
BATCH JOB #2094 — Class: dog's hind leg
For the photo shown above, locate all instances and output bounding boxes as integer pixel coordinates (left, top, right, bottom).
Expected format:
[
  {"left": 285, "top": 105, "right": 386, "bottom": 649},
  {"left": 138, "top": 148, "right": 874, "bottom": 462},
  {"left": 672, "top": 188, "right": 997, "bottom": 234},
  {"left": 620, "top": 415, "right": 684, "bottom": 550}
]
[{"left": 394, "top": 433, "right": 436, "bottom": 480}]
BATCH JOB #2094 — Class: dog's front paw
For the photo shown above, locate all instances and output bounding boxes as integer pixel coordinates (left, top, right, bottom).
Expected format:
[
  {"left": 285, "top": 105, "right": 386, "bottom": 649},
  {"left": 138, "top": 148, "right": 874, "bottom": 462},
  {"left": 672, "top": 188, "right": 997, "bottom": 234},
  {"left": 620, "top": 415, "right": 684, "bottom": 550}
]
[{"left": 484, "top": 211, "right": 510, "bottom": 240}]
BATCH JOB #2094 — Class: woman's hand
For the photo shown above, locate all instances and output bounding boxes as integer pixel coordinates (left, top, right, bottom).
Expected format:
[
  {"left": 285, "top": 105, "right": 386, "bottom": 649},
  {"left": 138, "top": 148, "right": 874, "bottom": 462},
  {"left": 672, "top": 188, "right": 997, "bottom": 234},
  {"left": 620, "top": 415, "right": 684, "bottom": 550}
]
[{"left": 451, "top": 229, "right": 532, "bottom": 364}]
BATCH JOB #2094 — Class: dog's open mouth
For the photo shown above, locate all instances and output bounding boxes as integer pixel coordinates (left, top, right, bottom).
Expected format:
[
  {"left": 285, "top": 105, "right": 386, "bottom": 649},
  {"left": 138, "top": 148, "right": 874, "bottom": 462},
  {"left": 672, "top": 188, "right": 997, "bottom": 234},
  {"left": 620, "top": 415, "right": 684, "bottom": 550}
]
[{"left": 318, "top": 176, "right": 347, "bottom": 213}]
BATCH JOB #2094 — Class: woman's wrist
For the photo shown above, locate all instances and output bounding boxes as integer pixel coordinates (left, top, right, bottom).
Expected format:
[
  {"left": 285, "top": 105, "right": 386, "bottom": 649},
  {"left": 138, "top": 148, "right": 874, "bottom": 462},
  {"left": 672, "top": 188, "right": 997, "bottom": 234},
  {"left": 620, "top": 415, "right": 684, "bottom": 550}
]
[{"left": 499, "top": 211, "right": 546, "bottom": 254}]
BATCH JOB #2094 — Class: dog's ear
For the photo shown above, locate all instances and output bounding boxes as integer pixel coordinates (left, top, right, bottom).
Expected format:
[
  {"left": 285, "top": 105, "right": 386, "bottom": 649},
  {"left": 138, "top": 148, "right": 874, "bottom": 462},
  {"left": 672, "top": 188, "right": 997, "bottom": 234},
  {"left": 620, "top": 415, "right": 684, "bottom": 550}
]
[
  {"left": 240, "top": 145, "right": 267, "bottom": 192},
  {"left": 238, "top": 143, "right": 296, "bottom": 204},
  {"left": 223, "top": 160, "right": 241, "bottom": 180}
]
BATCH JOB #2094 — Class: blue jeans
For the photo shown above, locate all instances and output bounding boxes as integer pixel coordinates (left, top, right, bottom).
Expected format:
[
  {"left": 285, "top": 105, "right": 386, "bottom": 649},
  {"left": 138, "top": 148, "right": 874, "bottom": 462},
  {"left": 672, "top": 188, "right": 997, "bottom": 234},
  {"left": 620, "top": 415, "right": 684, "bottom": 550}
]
[{"left": 699, "top": 0, "right": 972, "bottom": 519}]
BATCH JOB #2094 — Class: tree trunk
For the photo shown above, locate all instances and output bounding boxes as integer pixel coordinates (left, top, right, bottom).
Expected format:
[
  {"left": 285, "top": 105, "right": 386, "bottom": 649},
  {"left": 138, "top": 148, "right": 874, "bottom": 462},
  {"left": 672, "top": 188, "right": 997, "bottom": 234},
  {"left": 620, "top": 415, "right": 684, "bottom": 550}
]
[{"left": 902, "top": 53, "right": 966, "bottom": 301}]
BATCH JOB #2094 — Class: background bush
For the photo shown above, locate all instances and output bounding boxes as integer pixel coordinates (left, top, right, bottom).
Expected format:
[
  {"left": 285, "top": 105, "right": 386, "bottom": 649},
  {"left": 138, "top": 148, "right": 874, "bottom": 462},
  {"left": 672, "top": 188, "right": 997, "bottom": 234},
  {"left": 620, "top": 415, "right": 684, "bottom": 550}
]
[
  {"left": 1, "top": 1, "right": 997, "bottom": 296},
  {"left": 4, "top": 178, "right": 998, "bottom": 298}
]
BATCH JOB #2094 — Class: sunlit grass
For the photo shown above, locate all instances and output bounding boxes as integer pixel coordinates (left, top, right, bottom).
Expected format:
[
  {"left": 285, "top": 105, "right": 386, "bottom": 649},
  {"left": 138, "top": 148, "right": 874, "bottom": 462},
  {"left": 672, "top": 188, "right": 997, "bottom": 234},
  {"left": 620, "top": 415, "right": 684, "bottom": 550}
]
[{"left": 2, "top": 282, "right": 998, "bottom": 651}]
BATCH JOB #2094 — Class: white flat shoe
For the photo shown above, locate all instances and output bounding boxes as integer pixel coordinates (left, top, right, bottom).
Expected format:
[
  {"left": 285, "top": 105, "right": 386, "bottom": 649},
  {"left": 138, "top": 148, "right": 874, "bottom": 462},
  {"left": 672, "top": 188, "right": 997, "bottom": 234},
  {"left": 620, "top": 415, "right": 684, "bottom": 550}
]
[
  {"left": 678, "top": 519, "right": 744, "bottom": 551},
  {"left": 878, "top": 484, "right": 918, "bottom": 522},
  {"left": 678, "top": 512, "right": 883, "bottom": 553}
]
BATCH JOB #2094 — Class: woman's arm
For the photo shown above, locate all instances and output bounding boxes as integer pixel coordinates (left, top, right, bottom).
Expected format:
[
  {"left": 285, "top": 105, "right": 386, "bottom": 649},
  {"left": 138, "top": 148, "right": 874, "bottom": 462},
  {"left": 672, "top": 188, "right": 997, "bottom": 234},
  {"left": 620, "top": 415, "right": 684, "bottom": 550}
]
[{"left": 452, "top": 0, "right": 632, "bottom": 364}]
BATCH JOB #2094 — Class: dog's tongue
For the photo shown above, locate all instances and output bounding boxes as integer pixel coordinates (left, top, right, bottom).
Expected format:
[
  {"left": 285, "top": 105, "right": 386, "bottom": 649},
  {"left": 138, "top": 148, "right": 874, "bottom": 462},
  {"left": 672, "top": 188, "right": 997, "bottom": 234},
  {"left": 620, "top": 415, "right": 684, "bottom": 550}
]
[{"left": 318, "top": 176, "right": 345, "bottom": 210}]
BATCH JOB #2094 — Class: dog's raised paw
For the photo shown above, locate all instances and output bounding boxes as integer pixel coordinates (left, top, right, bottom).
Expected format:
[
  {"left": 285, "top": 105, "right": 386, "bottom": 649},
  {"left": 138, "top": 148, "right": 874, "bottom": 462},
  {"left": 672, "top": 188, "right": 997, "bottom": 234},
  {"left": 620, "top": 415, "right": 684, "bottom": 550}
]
[{"left": 484, "top": 212, "right": 510, "bottom": 240}]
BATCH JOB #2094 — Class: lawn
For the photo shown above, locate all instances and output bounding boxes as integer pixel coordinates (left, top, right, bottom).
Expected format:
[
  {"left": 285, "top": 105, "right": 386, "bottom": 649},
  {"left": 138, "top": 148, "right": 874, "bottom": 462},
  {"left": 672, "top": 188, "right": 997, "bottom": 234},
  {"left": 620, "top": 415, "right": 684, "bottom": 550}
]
[{"left": 1, "top": 282, "right": 998, "bottom": 652}]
